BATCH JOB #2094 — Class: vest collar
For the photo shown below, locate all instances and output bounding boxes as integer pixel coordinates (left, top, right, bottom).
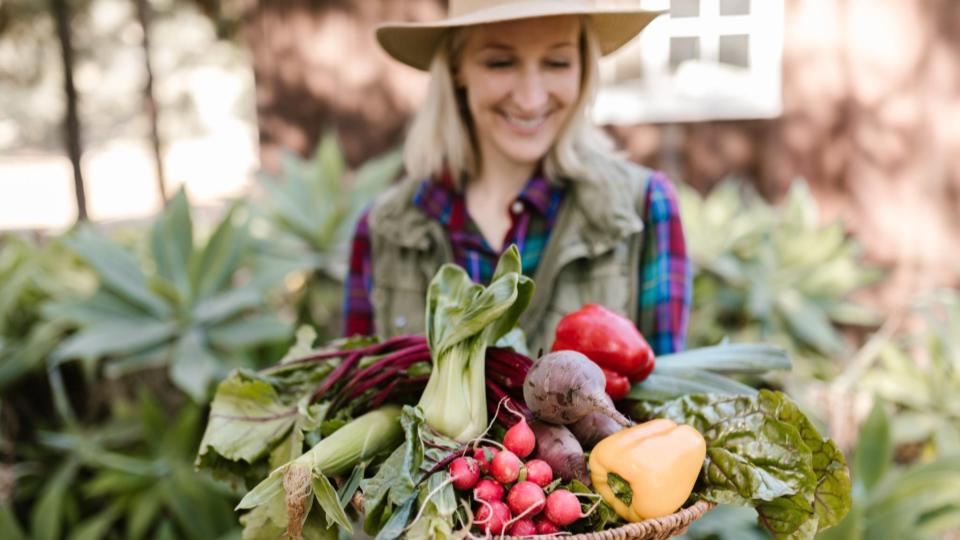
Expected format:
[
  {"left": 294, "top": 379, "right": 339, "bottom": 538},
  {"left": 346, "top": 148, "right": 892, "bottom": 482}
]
[{"left": 370, "top": 165, "right": 647, "bottom": 254}]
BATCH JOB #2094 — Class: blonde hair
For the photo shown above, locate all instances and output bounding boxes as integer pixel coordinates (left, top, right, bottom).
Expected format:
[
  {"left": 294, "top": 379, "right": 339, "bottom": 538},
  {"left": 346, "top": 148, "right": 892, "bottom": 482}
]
[{"left": 403, "top": 18, "right": 626, "bottom": 185}]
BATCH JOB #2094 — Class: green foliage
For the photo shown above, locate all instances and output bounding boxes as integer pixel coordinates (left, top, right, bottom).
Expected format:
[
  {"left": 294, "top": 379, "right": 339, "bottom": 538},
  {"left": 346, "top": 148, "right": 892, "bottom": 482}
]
[
  {"left": 252, "top": 135, "right": 402, "bottom": 337},
  {"left": 855, "top": 291, "right": 960, "bottom": 455},
  {"left": 0, "top": 235, "right": 85, "bottom": 390},
  {"left": 634, "top": 391, "right": 852, "bottom": 539},
  {"left": 817, "top": 402, "right": 960, "bottom": 540},
  {"left": 680, "top": 179, "right": 883, "bottom": 377},
  {"left": 49, "top": 188, "right": 292, "bottom": 402},
  {"left": 9, "top": 389, "right": 241, "bottom": 540}
]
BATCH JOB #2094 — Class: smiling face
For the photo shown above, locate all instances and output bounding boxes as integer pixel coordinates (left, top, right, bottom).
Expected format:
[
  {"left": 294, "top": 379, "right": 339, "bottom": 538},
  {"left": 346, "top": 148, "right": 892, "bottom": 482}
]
[{"left": 456, "top": 16, "right": 583, "bottom": 175}]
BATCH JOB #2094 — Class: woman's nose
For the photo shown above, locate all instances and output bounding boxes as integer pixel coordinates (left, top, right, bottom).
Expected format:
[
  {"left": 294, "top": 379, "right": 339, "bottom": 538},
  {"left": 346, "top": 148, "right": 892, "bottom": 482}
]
[{"left": 512, "top": 68, "right": 548, "bottom": 111}]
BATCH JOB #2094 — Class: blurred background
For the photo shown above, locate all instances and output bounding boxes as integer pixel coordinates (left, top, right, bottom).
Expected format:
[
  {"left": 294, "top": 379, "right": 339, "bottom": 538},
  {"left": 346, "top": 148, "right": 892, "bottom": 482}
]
[{"left": 0, "top": 0, "right": 958, "bottom": 538}]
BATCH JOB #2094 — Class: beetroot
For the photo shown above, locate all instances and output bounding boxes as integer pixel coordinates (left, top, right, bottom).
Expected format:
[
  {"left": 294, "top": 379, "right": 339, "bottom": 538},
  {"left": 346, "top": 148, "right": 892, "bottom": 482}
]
[
  {"left": 523, "top": 350, "right": 631, "bottom": 427},
  {"left": 531, "top": 421, "right": 588, "bottom": 484}
]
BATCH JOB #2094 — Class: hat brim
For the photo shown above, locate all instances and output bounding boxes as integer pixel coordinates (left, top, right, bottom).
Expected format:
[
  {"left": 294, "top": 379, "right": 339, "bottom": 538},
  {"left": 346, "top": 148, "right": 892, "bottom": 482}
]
[{"left": 376, "top": 3, "right": 664, "bottom": 71}]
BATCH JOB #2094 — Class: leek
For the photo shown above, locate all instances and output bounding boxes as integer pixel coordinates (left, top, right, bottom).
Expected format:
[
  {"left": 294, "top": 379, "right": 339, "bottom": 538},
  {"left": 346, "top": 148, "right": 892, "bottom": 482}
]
[{"left": 419, "top": 245, "right": 534, "bottom": 441}]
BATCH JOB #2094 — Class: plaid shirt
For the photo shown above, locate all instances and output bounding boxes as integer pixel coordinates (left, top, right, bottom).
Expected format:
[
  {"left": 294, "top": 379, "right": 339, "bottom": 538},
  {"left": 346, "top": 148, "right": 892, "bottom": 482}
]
[{"left": 343, "top": 170, "right": 691, "bottom": 354}]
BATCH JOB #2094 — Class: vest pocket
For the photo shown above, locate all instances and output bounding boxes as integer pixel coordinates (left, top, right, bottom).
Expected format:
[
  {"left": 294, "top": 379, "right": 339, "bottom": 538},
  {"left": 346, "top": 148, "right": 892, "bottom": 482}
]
[{"left": 372, "top": 285, "right": 426, "bottom": 338}]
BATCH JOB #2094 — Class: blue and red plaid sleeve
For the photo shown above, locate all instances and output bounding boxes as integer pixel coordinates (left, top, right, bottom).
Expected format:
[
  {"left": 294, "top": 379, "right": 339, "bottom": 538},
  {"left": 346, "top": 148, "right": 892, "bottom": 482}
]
[
  {"left": 342, "top": 208, "right": 375, "bottom": 337},
  {"left": 637, "top": 172, "right": 692, "bottom": 355}
]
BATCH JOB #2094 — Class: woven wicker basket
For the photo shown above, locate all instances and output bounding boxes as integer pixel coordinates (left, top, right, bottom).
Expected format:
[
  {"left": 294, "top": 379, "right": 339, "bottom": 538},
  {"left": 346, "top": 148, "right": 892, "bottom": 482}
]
[
  {"left": 351, "top": 491, "right": 713, "bottom": 539},
  {"left": 501, "top": 500, "right": 715, "bottom": 540}
]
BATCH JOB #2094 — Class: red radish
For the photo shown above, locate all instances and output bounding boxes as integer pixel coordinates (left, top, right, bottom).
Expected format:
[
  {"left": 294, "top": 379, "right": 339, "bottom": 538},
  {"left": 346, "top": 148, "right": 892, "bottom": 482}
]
[
  {"left": 535, "top": 517, "right": 561, "bottom": 534},
  {"left": 507, "top": 481, "right": 546, "bottom": 517},
  {"left": 473, "top": 478, "right": 505, "bottom": 503},
  {"left": 524, "top": 459, "right": 553, "bottom": 487},
  {"left": 492, "top": 450, "right": 522, "bottom": 484},
  {"left": 503, "top": 418, "right": 536, "bottom": 458},
  {"left": 545, "top": 489, "right": 584, "bottom": 526},
  {"left": 508, "top": 517, "right": 538, "bottom": 536},
  {"left": 475, "top": 500, "right": 511, "bottom": 535},
  {"left": 473, "top": 447, "right": 499, "bottom": 474},
  {"left": 448, "top": 457, "right": 480, "bottom": 490}
]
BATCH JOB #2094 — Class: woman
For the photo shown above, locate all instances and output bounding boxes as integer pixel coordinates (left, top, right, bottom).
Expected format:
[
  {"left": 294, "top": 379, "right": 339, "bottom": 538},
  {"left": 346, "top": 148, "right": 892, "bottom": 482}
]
[{"left": 343, "top": 0, "right": 690, "bottom": 357}]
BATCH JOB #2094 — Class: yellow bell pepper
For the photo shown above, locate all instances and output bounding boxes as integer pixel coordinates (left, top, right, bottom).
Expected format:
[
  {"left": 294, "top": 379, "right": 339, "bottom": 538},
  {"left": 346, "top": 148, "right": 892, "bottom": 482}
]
[{"left": 589, "top": 419, "right": 706, "bottom": 522}]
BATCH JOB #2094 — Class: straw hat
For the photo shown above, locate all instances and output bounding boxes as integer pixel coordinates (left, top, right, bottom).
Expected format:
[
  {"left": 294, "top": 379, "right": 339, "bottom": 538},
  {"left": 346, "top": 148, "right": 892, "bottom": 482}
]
[{"left": 376, "top": 0, "right": 663, "bottom": 71}]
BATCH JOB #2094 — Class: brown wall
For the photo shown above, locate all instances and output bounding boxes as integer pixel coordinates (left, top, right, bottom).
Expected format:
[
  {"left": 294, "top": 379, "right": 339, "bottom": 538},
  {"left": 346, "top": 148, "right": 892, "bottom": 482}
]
[{"left": 249, "top": 0, "right": 960, "bottom": 312}]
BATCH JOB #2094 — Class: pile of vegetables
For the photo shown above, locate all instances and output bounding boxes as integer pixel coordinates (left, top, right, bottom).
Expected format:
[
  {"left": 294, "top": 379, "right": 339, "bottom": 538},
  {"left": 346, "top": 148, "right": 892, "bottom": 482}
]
[{"left": 195, "top": 246, "right": 852, "bottom": 539}]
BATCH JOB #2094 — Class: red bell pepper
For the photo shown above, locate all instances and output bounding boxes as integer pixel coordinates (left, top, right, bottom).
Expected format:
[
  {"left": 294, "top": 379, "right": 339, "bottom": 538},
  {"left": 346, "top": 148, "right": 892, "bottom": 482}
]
[
  {"left": 551, "top": 304, "right": 656, "bottom": 383},
  {"left": 601, "top": 367, "right": 631, "bottom": 401}
]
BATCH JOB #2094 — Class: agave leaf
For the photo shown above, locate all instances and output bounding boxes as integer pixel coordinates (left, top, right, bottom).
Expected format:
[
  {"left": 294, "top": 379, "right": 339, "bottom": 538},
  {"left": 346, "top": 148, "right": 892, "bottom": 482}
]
[
  {"left": 192, "top": 286, "right": 263, "bottom": 325},
  {"left": 151, "top": 188, "right": 194, "bottom": 299},
  {"left": 64, "top": 226, "right": 169, "bottom": 318},
  {"left": 53, "top": 319, "right": 177, "bottom": 364},
  {"left": 207, "top": 313, "right": 292, "bottom": 350},
  {"left": 189, "top": 203, "right": 249, "bottom": 302},
  {"left": 169, "top": 331, "right": 222, "bottom": 402},
  {"left": 853, "top": 402, "right": 892, "bottom": 496}
]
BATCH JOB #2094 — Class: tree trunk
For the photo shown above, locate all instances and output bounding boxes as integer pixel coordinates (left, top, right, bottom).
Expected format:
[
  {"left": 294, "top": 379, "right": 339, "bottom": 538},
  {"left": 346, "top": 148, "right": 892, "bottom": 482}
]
[
  {"left": 134, "top": 0, "right": 167, "bottom": 205},
  {"left": 51, "top": 0, "right": 86, "bottom": 222},
  {"left": 243, "top": 0, "right": 444, "bottom": 170}
]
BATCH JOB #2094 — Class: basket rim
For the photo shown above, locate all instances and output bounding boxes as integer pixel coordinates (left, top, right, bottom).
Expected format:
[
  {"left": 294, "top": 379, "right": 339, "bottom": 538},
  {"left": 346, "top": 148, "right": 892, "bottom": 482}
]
[
  {"left": 350, "top": 488, "right": 715, "bottom": 539},
  {"left": 500, "top": 499, "right": 716, "bottom": 540}
]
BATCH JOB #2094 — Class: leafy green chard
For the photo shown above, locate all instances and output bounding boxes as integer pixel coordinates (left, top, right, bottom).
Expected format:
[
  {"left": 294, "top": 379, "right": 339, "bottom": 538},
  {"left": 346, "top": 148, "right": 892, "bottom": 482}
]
[
  {"left": 632, "top": 390, "right": 852, "bottom": 539},
  {"left": 419, "top": 245, "right": 534, "bottom": 441},
  {"left": 360, "top": 406, "right": 462, "bottom": 538}
]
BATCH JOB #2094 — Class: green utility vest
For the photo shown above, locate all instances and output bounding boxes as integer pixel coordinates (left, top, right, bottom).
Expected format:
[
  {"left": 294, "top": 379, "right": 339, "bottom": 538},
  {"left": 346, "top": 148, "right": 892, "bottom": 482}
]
[{"left": 366, "top": 161, "right": 650, "bottom": 355}]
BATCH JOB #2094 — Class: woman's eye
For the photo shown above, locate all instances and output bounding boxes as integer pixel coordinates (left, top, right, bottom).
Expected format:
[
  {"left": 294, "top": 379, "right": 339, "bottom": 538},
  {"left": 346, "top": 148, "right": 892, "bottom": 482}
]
[
  {"left": 485, "top": 59, "right": 514, "bottom": 69},
  {"left": 545, "top": 59, "right": 572, "bottom": 69}
]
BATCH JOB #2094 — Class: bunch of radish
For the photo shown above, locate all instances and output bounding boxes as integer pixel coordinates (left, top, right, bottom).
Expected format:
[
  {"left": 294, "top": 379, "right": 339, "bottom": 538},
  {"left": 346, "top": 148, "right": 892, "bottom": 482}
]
[{"left": 447, "top": 414, "right": 590, "bottom": 536}]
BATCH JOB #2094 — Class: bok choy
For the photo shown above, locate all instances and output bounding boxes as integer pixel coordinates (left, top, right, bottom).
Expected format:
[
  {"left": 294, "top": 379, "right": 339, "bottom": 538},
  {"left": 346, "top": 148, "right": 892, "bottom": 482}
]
[{"left": 419, "top": 245, "right": 534, "bottom": 441}]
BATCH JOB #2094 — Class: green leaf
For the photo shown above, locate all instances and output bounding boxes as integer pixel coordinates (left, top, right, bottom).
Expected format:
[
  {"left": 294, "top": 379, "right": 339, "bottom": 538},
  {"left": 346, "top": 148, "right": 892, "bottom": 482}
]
[
  {"left": 42, "top": 288, "right": 145, "bottom": 326},
  {"left": 312, "top": 473, "right": 352, "bottom": 531},
  {"left": 654, "top": 343, "right": 792, "bottom": 373},
  {"left": 633, "top": 391, "right": 852, "bottom": 539},
  {"left": 628, "top": 370, "right": 759, "bottom": 401},
  {"left": 151, "top": 188, "right": 194, "bottom": 299},
  {"left": 197, "top": 370, "right": 299, "bottom": 466},
  {"left": 64, "top": 226, "right": 169, "bottom": 317},
  {"left": 31, "top": 460, "right": 79, "bottom": 540},
  {"left": 775, "top": 289, "right": 846, "bottom": 356},
  {"left": 190, "top": 203, "right": 248, "bottom": 301},
  {"left": 192, "top": 286, "right": 263, "bottom": 325},
  {"left": 207, "top": 314, "right": 292, "bottom": 350},
  {"left": 0, "top": 505, "right": 27, "bottom": 540},
  {"left": 127, "top": 492, "right": 163, "bottom": 540},
  {"left": 53, "top": 319, "right": 177, "bottom": 363},
  {"left": 372, "top": 493, "right": 415, "bottom": 540},
  {"left": 853, "top": 401, "right": 892, "bottom": 496},
  {"left": 237, "top": 469, "right": 284, "bottom": 511},
  {"left": 67, "top": 504, "right": 121, "bottom": 540},
  {"left": 170, "top": 331, "right": 223, "bottom": 402},
  {"left": 337, "top": 462, "right": 366, "bottom": 510}
]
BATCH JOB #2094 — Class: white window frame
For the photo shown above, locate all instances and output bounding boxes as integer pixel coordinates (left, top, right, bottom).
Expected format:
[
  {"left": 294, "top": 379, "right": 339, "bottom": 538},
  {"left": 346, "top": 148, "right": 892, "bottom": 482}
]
[{"left": 593, "top": 0, "right": 784, "bottom": 124}]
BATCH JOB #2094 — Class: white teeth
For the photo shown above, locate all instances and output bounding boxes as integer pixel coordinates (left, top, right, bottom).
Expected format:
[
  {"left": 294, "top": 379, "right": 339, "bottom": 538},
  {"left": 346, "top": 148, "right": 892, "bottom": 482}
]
[{"left": 504, "top": 113, "right": 545, "bottom": 130}]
